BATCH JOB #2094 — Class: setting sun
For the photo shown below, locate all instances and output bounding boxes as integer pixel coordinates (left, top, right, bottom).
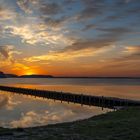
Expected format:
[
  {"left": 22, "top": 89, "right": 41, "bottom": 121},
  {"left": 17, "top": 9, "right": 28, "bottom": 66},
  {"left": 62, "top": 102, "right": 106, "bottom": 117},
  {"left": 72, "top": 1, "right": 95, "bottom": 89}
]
[
  {"left": 25, "top": 71, "right": 35, "bottom": 75},
  {"left": 23, "top": 69, "right": 39, "bottom": 75}
]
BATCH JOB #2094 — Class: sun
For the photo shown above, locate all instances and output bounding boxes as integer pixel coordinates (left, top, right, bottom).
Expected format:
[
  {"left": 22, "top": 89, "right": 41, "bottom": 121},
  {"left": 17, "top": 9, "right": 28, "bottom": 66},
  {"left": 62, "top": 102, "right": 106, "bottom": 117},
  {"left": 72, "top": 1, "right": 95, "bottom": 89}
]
[
  {"left": 24, "top": 70, "right": 37, "bottom": 75},
  {"left": 25, "top": 72, "right": 34, "bottom": 75}
]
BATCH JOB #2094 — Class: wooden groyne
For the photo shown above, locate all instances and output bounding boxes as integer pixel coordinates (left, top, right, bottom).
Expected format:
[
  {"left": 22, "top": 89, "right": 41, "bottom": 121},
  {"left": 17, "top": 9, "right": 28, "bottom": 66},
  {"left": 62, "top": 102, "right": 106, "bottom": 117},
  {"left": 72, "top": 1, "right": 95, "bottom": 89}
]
[{"left": 0, "top": 85, "right": 140, "bottom": 109}]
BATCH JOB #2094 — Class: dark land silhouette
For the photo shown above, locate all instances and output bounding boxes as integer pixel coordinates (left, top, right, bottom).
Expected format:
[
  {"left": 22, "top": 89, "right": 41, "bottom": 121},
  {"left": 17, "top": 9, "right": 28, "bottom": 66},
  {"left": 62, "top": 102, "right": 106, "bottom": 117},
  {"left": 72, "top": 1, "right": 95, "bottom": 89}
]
[{"left": 0, "top": 71, "right": 140, "bottom": 79}]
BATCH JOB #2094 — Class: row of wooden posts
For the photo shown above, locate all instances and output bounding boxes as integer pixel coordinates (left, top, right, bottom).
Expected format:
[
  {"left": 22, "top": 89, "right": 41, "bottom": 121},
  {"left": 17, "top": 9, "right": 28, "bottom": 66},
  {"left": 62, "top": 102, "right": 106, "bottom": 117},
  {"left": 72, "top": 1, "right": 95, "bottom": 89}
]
[{"left": 0, "top": 85, "right": 140, "bottom": 109}]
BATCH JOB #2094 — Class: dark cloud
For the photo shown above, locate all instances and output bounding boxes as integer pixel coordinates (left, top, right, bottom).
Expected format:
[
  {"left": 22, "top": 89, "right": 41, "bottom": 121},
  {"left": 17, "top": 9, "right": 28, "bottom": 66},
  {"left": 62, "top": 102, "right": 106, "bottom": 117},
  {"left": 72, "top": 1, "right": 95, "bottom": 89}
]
[
  {"left": 0, "top": 45, "right": 13, "bottom": 59},
  {"left": 17, "top": 0, "right": 139, "bottom": 33},
  {"left": 103, "top": 0, "right": 140, "bottom": 22},
  {"left": 82, "top": 24, "right": 96, "bottom": 31},
  {"left": 38, "top": 1, "right": 68, "bottom": 28},
  {"left": 0, "top": 25, "right": 3, "bottom": 35},
  {"left": 17, "top": 0, "right": 33, "bottom": 13},
  {"left": 0, "top": 46, "right": 10, "bottom": 58},
  {"left": 40, "top": 2, "right": 62, "bottom": 15},
  {"left": 76, "top": 0, "right": 107, "bottom": 20},
  {"left": 76, "top": 0, "right": 140, "bottom": 23},
  {"left": 96, "top": 27, "right": 130, "bottom": 34},
  {"left": 77, "top": 0, "right": 130, "bottom": 21},
  {"left": 43, "top": 16, "right": 67, "bottom": 28},
  {"left": 0, "top": 6, "right": 3, "bottom": 11},
  {"left": 95, "top": 27, "right": 131, "bottom": 46},
  {"left": 17, "top": 0, "right": 62, "bottom": 15},
  {"left": 62, "top": 27, "right": 131, "bottom": 52},
  {"left": 76, "top": 6, "right": 103, "bottom": 20},
  {"left": 81, "top": 0, "right": 106, "bottom": 6},
  {"left": 105, "top": 15, "right": 122, "bottom": 21},
  {"left": 60, "top": 38, "right": 112, "bottom": 53},
  {"left": 0, "top": 5, "right": 8, "bottom": 19},
  {"left": 63, "top": 0, "right": 78, "bottom": 4}
]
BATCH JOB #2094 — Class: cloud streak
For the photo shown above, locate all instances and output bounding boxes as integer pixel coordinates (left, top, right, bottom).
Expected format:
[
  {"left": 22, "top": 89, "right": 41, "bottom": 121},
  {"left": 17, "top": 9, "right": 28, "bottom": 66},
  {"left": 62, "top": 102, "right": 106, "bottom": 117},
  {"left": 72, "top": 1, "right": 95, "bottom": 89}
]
[
  {"left": 61, "top": 27, "right": 131, "bottom": 53},
  {"left": 40, "top": 2, "right": 62, "bottom": 15},
  {"left": 0, "top": 5, "right": 16, "bottom": 21},
  {"left": 0, "top": 45, "right": 14, "bottom": 60}
]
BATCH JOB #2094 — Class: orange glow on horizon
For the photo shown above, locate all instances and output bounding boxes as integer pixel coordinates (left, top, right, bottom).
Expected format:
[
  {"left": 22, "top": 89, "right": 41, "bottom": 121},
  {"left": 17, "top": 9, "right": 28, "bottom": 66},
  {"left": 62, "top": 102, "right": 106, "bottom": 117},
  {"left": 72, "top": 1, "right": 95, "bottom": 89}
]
[
  {"left": 1, "top": 63, "right": 140, "bottom": 77},
  {"left": 15, "top": 68, "right": 42, "bottom": 76},
  {"left": 22, "top": 68, "right": 44, "bottom": 75}
]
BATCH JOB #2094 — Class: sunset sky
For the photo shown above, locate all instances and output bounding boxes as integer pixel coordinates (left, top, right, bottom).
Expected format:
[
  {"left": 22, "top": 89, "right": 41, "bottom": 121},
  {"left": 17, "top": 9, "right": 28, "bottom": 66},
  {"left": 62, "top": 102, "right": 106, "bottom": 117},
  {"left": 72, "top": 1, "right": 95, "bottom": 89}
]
[{"left": 0, "top": 0, "right": 140, "bottom": 76}]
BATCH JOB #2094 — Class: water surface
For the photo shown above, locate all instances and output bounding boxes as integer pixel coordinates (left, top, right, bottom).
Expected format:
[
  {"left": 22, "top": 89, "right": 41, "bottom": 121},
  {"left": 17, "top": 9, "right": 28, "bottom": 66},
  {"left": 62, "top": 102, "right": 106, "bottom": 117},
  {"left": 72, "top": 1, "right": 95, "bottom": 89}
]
[{"left": 0, "top": 78, "right": 139, "bottom": 128}]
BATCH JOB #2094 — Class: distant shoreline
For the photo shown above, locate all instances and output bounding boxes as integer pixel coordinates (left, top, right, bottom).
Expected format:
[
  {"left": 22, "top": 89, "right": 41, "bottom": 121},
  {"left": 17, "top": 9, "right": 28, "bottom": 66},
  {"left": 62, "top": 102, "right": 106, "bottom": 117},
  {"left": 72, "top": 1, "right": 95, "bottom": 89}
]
[
  {"left": 1, "top": 77, "right": 140, "bottom": 79},
  {"left": 1, "top": 71, "right": 140, "bottom": 79}
]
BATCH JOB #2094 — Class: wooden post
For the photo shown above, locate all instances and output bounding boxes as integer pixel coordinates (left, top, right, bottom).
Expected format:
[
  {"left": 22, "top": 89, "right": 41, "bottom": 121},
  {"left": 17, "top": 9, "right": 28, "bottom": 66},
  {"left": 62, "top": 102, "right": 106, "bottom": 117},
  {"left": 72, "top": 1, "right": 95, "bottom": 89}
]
[
  {"left": 73, "top": 95, "right": 75, "bottom": 103},
  {"left": 81, "top": 94, "right": 83, "bottom": 106},
  {"left": 102, "top": 96, "right": 104, "bottom": 110},
  {"left": 89, "top": 96, "right": 91, "bottom": 106},
  {"left": 61, "top": 92, "right": 62, "bottom": 103}
]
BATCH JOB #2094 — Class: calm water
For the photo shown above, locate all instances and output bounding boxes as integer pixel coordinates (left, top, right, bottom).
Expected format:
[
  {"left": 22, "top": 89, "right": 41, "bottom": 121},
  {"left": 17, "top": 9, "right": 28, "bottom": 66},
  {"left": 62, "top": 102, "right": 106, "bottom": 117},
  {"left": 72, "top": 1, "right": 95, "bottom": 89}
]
[{"left": 0, "top": 78, "right": 140, "bottom": 128}]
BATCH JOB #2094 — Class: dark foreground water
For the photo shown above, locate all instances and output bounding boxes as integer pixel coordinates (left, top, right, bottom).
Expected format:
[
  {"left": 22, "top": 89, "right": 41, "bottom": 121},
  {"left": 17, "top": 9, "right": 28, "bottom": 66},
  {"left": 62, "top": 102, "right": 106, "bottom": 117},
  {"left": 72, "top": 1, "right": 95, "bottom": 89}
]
[{"left": 0, "top": 78, "right": 139, "bottom": 128}]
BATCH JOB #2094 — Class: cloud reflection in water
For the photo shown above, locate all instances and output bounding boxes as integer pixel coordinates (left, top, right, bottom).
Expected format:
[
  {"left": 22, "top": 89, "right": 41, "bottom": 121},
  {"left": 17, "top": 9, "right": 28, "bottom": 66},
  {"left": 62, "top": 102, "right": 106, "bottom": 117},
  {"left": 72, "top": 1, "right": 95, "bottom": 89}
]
[{"left": 0, "top": 91, "right": 110, "bottom": 128}]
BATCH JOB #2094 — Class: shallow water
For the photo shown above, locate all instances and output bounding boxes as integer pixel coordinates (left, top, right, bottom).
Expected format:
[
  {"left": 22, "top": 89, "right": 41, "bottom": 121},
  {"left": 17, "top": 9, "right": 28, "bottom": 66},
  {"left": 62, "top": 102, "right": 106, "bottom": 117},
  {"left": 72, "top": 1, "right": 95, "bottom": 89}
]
[{"left": 0, "top": 78, "right": 140, "bottom": 128}]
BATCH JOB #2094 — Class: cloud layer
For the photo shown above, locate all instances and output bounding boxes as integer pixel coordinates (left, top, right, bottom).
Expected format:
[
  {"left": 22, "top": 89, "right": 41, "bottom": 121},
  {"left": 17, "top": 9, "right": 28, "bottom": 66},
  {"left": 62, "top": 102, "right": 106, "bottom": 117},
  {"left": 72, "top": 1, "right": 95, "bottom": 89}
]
[{"left": 0, "top": 0, "right": 139, "bottom": 76}]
